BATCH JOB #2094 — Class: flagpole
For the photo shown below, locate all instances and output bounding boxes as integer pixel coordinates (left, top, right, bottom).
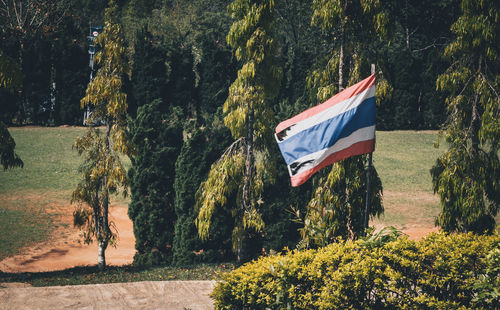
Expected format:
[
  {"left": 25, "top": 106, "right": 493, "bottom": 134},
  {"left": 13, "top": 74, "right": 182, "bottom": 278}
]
[{"left": 363, "top": 64, "right": 376, "bottom": 235}]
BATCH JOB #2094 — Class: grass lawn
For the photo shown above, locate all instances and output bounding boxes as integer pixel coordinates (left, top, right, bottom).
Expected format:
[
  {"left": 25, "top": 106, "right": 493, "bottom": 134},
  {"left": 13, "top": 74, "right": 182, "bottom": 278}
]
[
  {"left": 0, "top": 126, "right": 130, "bottom": 262},
  {"left": 373, "top": 130, "right": 444, "bottom": 229},
  {"left": 0, "top": 126, "right": 446, "bottom": 286}
]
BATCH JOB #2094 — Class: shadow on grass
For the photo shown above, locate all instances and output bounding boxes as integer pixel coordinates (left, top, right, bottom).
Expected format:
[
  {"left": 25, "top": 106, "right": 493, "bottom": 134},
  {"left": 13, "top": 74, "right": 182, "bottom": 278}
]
[{"left": 0, "top": 263, "right": 234, "bottom": 287}]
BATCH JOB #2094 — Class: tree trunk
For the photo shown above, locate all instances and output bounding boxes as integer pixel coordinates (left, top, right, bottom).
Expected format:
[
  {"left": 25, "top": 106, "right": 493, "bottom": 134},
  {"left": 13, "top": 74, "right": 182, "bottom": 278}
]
[
  {"left": 338, "top": 24, "right": 345, "bottom": 92},
  {"left": 97, "top": 122, "right": 112, "bottom": 271},
  {"left": 97, "top": 239, "right": 107, "bottom": 271},
  {"left": 243, "top": 108, "right": 254, "bottom": 211},
  {"left": 239, "top": 107, "right": 255, "bottom": 263},
  {"left": 470, "top": 56, "right": 482, "bottom": 155}
]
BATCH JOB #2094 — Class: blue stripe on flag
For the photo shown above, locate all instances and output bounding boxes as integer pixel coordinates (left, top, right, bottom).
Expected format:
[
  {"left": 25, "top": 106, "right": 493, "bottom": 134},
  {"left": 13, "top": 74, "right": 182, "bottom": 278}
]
[{"left": 277, "top": 97, "right": 375, "bottom": 165}]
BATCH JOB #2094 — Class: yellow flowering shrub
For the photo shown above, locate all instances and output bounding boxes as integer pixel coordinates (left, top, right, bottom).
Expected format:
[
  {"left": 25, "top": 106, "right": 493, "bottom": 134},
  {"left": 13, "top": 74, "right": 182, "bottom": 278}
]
[{"left": 212, "top": 232, "right": 499, "bottom": 309}]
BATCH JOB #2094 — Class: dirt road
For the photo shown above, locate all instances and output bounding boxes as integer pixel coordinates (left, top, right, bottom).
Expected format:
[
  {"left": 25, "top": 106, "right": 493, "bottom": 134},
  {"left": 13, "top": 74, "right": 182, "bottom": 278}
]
[{"left": 0, "top": 280, "right": 216, "bottom": 310}]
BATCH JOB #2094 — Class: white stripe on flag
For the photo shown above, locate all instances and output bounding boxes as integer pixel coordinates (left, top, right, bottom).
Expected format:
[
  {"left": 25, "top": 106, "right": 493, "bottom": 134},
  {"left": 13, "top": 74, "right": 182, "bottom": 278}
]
[
  {"left": 277, "top": 86, "right": 375, "bottom": 142},
  {"left": 288, "top": 125, "right": 375, "bottom": 176}
]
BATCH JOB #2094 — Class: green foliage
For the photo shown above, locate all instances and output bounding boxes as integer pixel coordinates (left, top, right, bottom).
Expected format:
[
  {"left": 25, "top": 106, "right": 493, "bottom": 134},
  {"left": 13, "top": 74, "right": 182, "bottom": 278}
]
[
  {"left": 129, "top": 27, "right": 169, "bottom": 114},
  {"left": 73, "top": 0, "right": 132, "bottom": 270},
  {"left": 196, "top": 0, "right": 282, "bottom": 259},
  {"left": 0, "top": 122, "right": 23, "bottom": 170},
  {"left": 308, "top": 0, "right": 392, "bottom": 100},
  {"left": 72, "top": 128, "right": 128, "bottom": 245},
  {"left": 212, "top": 232, "right": 500, "bottom": 309},
  {"left": 298, "top": 157, "right": 383, "bottom": 248},
  {"left": 52, "top": 20, "right": 90, "bottom": 125},
  {"left": 473, "top": 246, "right": 500, "bottom": 306},
  {"left": 128, "top": 100, "right": 183, "bottom": 265},
  {"left": 300, "top": 0, "right": 385, "bottom": 245},
  {"left": 0, "top": 50, "right": 22, "bottom": 91},
  {"left": 376, "top": 0, "right": 459, "bottom": 130},
  {"left": 432, "top": 0, "right": 500, "bottom": 234},
  {"left": 173, "top": 124, "right": 235, "bottom": 266}
]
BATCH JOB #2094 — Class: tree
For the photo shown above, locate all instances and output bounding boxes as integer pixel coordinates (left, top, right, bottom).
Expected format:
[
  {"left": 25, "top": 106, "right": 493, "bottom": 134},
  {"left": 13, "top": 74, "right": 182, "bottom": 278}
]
[
  {"left": 173, "top": 124, "right": 235, "bottom": 266},
  {"left": 0, "top": 50, "right": 23, "bottom": 170},
  {"left": 128, "top": 100, "right": 183, "bottom": 265},
  {"left": 72, "top": 0, "right": 132, "bottom": 271},
  {"left": 298, "top": 0, "right": 387, "bottom": 247},
  {"left": 0, "top": 122, "right": 23, "bottom": 170},
  {"left": 196, "top": 0, "right": 282, "bottom": 262},
  {"left": 375, "top": 0, "right": 460, "bottom": 130},
  {"left": 431, "top": 0, "right": 500, "bottom": 234},
  {"left": 0, "top": 0, "right": 67, "bottom": 124}
]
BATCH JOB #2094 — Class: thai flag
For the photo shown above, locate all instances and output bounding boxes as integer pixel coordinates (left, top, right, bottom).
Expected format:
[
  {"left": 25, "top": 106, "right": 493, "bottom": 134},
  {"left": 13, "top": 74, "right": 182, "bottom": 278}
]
[{"left": 275, "top": 75, "right": 376, "bottom": 187}]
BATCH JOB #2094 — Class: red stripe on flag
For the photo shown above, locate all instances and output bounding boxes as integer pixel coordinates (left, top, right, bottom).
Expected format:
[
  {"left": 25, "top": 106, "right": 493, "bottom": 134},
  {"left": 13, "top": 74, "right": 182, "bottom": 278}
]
[
  {"left": 276, "top": 74, "right": 375, "bottom": 134},
  {"left": 290, "top": 139, "right": 375, "bottom": 187}
]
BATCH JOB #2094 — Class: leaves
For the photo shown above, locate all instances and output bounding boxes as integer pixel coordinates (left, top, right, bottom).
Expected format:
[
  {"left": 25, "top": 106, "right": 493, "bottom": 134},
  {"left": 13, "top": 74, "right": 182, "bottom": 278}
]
[
  {"left": 196, "top": 0, "right": 282, "bottom": 255},
  {"left": 212, "top": 232, "right": 500, "bottom": 309},
  {"left": 72, "top": 1, "right": 131, "bottom": 266},
  {"left": 432, "top": 0, "right": 500, "bottom": 234},
  {"left": 302, "top": 0, "right": 385, "bottom": 246}
]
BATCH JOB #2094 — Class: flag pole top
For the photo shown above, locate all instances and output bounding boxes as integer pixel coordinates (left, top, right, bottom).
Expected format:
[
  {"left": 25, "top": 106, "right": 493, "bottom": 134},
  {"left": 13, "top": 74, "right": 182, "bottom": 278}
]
[{"left": 371, "top": 64, "right": 375, "bottom": 75}]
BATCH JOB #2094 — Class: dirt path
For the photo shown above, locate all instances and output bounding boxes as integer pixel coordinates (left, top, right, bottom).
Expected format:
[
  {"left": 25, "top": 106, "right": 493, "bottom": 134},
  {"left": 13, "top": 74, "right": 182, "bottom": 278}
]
[
  {"left": 0, "top": 198, "right": 439, "bottom": 274},
  {"left": 0, "top": 205, "right": 135, "bottom": 273},
  {"left": 0, "top": 280, "right": 216, "bottom": 310}
]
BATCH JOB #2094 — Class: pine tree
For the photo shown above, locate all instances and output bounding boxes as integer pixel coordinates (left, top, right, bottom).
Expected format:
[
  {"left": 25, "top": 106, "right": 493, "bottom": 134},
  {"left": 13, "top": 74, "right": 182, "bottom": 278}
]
[
  {"left": 129, "top": 27, "right": 169, "bottom": 116},
  {"left": 172, "top": 124, "right": 235, "bottom": 266},
  {"left": 128, "top": 100, "right": 183, "bottom": 265},
  {"left": 196, "top": 0, "right": 282, "bottom": 261},
  {"left": 431, "top": 0, "right": 500, "bottom": 234},
  {"left": 72, "top": 0, "right": 132, "bottom": 271}
]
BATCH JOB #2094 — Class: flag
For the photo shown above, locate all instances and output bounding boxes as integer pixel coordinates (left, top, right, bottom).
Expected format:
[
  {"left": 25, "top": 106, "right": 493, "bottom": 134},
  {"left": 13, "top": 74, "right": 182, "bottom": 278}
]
[{"left": 275, "top": 74, "right": 376, "bottom": 187}]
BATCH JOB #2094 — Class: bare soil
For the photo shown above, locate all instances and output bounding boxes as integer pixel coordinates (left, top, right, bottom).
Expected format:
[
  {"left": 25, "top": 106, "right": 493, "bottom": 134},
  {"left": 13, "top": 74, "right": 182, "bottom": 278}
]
[
  {"left": 0, "top": 204, "right": 134, "bottom": 273},
  {"left": 0, "top": 192, "right": 439, "bottom": 274}
]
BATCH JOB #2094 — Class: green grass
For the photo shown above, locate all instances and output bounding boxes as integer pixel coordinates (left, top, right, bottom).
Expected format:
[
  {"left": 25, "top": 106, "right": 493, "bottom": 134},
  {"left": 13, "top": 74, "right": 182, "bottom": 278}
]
[
  {"left": 0, "top": 263, "right": 235, "bottom": 287},
  {"left": 0, "top": 127, "right": 84, "bottom": 196},
  {"left": 0, "top": 206, "right": 52, "bottom": 261},
  {"left": 373, "top": 130, "right": 444, "bottom": 229},
  {"left": 374, "top": 130, "right": 444, "bottom": 192},
  {"left": 0, "top": 126, "right": 130, "bottom": 262}
]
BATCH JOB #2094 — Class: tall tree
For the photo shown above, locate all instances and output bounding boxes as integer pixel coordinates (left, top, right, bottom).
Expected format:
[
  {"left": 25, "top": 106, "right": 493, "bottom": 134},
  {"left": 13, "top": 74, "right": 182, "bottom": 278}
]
[
  {"left": 129, "top": 27, "right": 169, "bottom": 116},
  {"left": 128, "top": 100, "right": 183, "bottom": 265},
  {"left": 431, "top": 0, "right": 499, "bottom": 234},
  {"left": 375, "top": 0, "right": 459, "bottom": 130},
  {"left": 0, "top": 0, "right": 67, "bottom": 124},
  {"left": 173, "top": 124, "right": 235, "bottom": 266},
  {"left": 196, "top": 0, "right": 282, "bottom": 261},
  {"left": 72, "top": 0, "right": 132, "bottom": 271},
  {"left": 298, "top": 0, "right": 387, "bottom": 246}
]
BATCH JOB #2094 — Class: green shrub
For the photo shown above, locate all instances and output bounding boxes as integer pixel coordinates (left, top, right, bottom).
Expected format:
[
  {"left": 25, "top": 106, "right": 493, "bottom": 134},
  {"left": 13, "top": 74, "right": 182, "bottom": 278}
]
[
  {"left": 128, "top": 100, "right": 183, "bottom": 265},
  {"left": 212, "top": 232, "right": 499, "bottom": 309}
]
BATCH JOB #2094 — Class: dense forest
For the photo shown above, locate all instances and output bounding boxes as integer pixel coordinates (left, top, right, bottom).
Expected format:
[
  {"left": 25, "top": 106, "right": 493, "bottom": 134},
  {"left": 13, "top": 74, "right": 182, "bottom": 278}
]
[
  {"left": 0, "top": 0, "right": 458, "bottom": 129},
  {"left": 1, "top": 0, "right": 498, "bottom": 266}
]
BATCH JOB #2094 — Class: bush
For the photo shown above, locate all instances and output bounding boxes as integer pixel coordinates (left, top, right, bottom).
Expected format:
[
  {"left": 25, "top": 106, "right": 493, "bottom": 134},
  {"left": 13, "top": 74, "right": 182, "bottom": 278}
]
[{"left": 212, "top": 232, "right": 499, "bottom": 309}]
